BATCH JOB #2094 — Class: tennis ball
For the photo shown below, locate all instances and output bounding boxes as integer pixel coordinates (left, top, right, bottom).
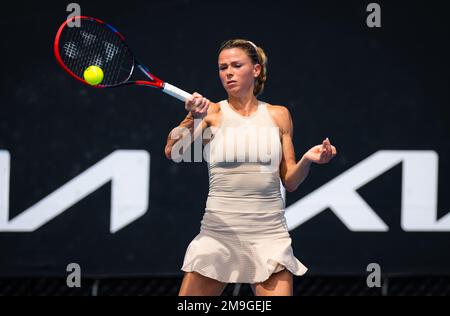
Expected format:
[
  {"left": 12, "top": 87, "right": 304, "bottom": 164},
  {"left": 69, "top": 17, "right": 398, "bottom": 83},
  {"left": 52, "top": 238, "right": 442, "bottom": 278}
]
[{"left": 83, "top": 65, "right": 104, "bottom": 85}]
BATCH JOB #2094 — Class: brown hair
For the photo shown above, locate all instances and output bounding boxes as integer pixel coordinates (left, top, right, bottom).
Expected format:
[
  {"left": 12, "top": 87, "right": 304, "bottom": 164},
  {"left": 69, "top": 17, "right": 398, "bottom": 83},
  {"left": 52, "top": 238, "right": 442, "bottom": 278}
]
[{"left": 219, "top": 39, "right": 268, "bottom": 96}]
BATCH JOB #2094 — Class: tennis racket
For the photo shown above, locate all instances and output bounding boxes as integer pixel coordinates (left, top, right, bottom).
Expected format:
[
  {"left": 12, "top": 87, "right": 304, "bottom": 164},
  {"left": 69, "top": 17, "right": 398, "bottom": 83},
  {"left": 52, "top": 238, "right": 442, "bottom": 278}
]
[{"left": 54, "top": 15, "right": 192, "bottom": 102}]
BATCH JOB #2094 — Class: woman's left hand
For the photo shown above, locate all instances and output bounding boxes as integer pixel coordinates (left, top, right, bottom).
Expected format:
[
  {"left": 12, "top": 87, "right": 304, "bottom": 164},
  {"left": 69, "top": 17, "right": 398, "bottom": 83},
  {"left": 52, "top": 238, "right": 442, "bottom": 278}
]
[{"left": 303, "top": 138, "right": 337, "bottom": 164}]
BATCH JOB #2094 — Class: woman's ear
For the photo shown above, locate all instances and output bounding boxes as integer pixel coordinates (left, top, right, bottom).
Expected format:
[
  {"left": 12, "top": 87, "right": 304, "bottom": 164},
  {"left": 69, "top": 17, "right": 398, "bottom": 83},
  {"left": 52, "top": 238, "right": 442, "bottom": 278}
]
[{"left": 253, "top": 64, "right": 261, "bottom": 78}]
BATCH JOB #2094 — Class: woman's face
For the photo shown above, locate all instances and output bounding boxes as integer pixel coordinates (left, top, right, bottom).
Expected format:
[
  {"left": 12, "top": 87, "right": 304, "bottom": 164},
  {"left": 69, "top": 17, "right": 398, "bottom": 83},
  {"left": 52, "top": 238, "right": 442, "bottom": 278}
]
[{"left": 218, "top": 48, "right": 261, "bottom": 96}]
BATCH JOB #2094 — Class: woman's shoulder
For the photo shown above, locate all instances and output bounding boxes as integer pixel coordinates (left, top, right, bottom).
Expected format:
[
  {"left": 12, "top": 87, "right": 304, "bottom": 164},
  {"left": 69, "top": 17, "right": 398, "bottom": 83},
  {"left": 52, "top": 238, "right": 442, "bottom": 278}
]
[
  {"left": 204, "top": 101, "right": 222, "bottom": 127},
  {"left": 208, "top": 101, "right": 222, "bottom": 114},
  {"left": 264, "top": 103, "right": 292, "bottom": 123}
]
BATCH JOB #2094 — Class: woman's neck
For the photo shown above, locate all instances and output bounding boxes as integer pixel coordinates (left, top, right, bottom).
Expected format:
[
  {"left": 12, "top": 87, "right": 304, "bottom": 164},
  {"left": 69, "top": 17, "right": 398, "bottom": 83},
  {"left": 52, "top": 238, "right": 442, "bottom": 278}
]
[{"left": 227, "top": 94, "right": 258, "bottom": 115}]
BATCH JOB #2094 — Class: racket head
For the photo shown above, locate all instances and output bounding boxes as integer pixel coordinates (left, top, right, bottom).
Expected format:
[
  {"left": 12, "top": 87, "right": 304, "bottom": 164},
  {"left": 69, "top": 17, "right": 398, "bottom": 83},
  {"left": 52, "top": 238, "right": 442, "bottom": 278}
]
[{"left": 54, "top": 16, "right": 135, "bottom": 88}]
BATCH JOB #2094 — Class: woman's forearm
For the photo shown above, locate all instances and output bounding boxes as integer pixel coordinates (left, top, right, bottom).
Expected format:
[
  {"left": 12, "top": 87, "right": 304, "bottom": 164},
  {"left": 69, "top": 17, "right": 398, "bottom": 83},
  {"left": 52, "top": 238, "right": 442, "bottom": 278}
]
[
  {"left": 284, "top": 155, "right": 312, "bottom": 192},
  {"left": 164, "top": 113, "right": 195, "bottom": 159},
  {"left": 165, "top": 112, "right": 207, "bottom": 159}
]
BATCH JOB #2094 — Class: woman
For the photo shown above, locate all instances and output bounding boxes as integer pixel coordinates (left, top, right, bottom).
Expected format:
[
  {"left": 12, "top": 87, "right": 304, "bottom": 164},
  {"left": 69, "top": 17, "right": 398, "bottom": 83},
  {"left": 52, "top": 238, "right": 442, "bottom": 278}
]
[{"left": 165, "top": 39, "right": 337, "bottom": 296}]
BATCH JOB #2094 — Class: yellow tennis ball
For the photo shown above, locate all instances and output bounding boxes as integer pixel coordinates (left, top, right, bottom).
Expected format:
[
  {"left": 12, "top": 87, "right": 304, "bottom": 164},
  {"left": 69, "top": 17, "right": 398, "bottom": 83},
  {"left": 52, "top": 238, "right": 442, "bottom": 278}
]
[{"left": 83, "top": 65, "right": 104, "bottom": 85}]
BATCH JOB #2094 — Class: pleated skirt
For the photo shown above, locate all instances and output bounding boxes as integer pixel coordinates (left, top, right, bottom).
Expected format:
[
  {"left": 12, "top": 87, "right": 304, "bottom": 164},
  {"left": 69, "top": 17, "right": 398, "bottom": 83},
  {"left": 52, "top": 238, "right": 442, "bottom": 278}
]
[{"left": 181, "top": 199, "right": 308, "bottom": 284}]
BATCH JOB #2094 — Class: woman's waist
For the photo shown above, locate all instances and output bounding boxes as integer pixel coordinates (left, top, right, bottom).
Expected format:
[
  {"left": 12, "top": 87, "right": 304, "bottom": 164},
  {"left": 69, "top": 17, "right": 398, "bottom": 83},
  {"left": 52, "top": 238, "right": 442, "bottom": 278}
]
[
  {"left": 200, "top": 208, "right": 290, "bottom": 239},
  {"left": 208, "top": 171, "right": 282, "bottom": 196},
  {"left": 206, "top": 194, "right": 284, "bottom": 213}
]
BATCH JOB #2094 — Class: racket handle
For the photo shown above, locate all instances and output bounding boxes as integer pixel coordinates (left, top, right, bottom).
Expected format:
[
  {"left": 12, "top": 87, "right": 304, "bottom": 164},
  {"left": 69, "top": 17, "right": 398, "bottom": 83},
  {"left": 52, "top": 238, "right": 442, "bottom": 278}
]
[{"left": 163, "top": 83, "right": 192, "bottom": 102}]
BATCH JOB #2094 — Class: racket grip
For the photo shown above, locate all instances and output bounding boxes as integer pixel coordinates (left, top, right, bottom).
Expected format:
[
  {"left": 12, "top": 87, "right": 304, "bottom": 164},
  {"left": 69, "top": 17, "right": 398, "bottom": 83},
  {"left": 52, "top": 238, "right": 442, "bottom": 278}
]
[{"left": 163, "top": 83, "right": 192, "bottom": 102}]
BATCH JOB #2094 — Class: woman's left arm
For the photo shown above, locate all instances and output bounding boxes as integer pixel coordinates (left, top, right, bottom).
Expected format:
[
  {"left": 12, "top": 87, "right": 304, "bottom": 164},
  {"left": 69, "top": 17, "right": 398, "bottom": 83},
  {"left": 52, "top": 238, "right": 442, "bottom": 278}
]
[{"left": 271, "top": 106, "right": 337, "bottom": 192}]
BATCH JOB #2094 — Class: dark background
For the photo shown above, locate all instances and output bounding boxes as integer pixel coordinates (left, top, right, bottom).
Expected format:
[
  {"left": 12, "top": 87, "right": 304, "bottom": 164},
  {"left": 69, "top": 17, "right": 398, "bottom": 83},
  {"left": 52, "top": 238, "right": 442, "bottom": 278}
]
[{"left": 1, "top": 0, "right": 449, "bottom": 281}]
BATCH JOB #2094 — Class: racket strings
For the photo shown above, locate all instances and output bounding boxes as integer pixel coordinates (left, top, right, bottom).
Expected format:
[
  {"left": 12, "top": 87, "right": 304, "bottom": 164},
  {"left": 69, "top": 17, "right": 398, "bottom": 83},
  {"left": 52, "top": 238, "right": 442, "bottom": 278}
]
[
  {"left": 108, "top": 26, "right": 123, "bottom": 86},
  {"left": 114, "top": 39, "right": 129, "bottom": 85},
  {"left": 58, "top": 18, "right": 133, "bottom": 86}
]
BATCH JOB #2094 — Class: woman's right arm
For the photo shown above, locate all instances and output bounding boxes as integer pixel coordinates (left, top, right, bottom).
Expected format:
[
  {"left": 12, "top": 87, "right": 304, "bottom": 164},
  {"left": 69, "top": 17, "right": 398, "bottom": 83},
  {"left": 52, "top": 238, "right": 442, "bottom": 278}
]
[{"left": 164, "top": 92, "right": 210, "bottom": 159}]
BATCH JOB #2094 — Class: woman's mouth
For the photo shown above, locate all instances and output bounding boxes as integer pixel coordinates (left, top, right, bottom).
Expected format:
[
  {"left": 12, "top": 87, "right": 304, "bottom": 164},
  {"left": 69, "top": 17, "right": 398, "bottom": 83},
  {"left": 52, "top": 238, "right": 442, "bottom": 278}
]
[{"left": 227, "top": 80, "right": 237, "bottom": 86}]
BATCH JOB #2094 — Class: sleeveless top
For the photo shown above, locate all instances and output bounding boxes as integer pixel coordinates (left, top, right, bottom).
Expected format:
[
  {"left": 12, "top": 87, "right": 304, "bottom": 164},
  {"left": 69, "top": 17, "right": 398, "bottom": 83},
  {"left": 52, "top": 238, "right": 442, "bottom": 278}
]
[
  {"left": 204, "top": 100, "right": 284, "bottom": 213},
  {"left": 181, "top": 100, "right": 308, "bottom": 283}
]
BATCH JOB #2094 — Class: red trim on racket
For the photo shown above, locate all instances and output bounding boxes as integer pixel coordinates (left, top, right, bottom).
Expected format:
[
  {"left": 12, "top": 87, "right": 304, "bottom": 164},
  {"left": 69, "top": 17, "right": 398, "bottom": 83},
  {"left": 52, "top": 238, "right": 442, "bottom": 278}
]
[
  {"left": 54, "top": 15, "right": 167, "bottom": 89},
  {"left": 54, "top": 16, "right": 191, "bottom": 101},
  {"left": 54, "top": 16, "right": 106, "bottom": 88}
]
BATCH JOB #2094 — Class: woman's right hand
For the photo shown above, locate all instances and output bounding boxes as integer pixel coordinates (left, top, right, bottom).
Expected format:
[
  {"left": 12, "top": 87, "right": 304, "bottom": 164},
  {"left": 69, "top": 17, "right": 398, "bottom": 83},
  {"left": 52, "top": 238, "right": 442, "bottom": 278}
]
[{"left": 185, "top": 92, "right": 210, "bottom": 118}]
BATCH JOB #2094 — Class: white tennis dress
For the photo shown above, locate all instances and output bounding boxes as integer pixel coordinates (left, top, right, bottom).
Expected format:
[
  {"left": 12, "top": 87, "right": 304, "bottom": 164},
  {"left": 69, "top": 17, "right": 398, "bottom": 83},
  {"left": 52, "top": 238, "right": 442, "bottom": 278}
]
[{"left": 181, "top": 100, "right": 308, "bottom": 283}]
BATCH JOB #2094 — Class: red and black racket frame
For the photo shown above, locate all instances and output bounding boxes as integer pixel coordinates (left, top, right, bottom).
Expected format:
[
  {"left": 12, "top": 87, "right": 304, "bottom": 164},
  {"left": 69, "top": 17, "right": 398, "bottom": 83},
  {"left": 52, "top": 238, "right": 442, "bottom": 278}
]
[{"left": 54, "top": 16, "right": 165, "bottom": 90}]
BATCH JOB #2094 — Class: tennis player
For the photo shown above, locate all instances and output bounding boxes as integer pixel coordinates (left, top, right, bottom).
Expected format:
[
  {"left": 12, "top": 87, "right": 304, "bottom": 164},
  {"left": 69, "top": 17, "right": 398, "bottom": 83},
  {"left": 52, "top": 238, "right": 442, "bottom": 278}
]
[{"left": 165, "top": 39, "right": 337, "bottom": 296}]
